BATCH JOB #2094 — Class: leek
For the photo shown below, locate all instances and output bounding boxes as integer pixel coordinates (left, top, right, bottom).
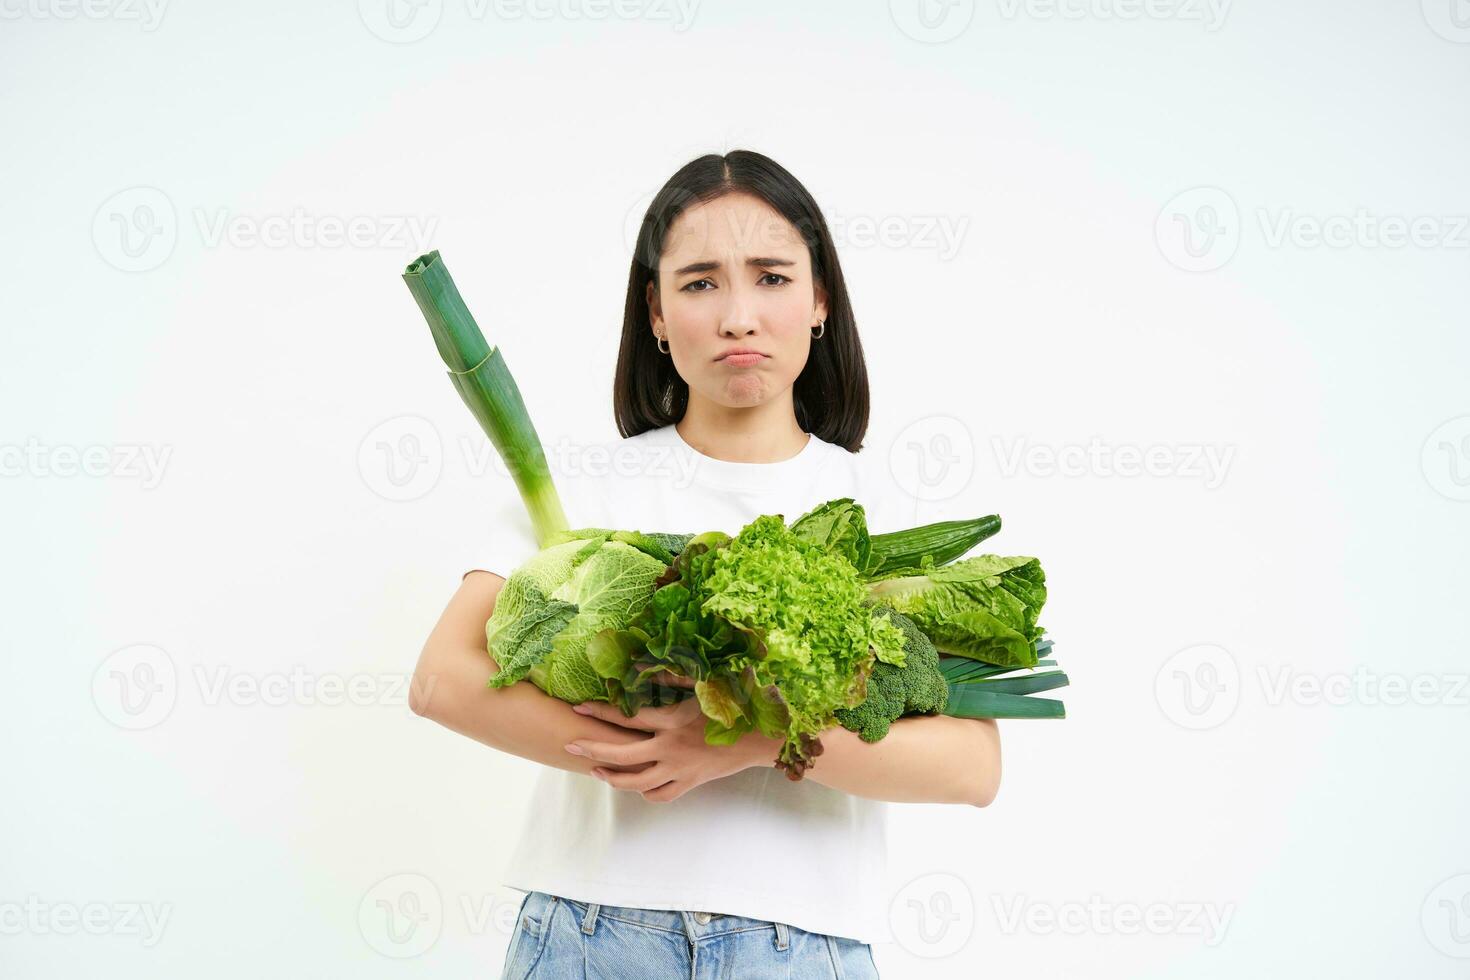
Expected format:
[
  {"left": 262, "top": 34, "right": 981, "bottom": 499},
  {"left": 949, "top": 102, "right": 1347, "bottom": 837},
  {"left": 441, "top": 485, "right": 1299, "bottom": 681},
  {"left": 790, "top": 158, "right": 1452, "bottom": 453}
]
[{"left": 402, "top": 250, "right": 567, "bottom": 546}]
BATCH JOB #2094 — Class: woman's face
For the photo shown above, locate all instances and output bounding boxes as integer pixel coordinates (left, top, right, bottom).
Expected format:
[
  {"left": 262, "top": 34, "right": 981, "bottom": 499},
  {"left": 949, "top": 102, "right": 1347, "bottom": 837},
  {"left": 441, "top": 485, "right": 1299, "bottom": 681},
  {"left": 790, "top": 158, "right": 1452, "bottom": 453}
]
[{"left": 647, "top": 192, "right": 828, "bottom": 409}]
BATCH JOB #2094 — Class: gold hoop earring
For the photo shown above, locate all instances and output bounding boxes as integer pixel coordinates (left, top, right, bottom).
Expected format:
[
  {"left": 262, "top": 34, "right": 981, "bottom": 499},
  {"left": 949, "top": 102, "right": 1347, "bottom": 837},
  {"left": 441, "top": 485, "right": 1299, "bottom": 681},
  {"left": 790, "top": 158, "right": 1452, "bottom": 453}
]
[
  {"left": 811, "top": 319, "right": 825, "bottom": 339},
  {"left": 656, "top": 334, "right": 670, "bottom": 354}
]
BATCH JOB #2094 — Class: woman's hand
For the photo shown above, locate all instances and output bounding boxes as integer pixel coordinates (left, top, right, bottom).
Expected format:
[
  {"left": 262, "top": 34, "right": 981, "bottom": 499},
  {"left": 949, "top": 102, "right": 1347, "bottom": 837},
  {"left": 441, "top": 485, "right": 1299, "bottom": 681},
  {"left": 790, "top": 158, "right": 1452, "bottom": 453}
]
[{"left": 564, "top": 672, "right": 783, "bottom": 803}]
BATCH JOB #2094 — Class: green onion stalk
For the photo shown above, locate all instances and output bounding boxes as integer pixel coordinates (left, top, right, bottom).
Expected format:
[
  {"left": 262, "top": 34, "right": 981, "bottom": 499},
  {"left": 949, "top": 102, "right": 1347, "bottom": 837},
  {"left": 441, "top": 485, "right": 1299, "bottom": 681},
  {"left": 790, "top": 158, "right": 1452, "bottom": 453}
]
[
  {"left": 402, "top": 250, "right": 568, "bottom": 547},
  {"left": 939, "top": 639, "right": 1068, "bottom": 719}
]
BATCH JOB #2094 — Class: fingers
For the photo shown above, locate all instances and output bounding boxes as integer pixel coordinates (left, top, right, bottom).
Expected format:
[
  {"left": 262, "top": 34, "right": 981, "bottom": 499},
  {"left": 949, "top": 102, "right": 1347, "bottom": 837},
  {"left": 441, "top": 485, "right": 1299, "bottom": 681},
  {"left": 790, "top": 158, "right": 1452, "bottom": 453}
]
[
  {"left": 572, "top": 700, "right": 657, "bottom": 731},
  {"left": 574, "top": 697, "right": 701, "bottom": 732},
  {"left": 670, "top": 698, "right": 704, "bottom": 725},
  {"left": 568, "top": 738, "right": 660, "bottom": 767},
  {"left": 595, "top": 764, "right": 676, "bottom": 796}
]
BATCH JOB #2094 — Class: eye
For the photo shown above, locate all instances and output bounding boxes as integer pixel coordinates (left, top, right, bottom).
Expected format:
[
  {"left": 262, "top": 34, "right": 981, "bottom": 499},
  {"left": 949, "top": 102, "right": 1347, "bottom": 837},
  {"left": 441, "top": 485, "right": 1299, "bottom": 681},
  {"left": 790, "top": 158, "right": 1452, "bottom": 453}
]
[{"left": 680, "top": 273, "right": 791, "bottom": 292}]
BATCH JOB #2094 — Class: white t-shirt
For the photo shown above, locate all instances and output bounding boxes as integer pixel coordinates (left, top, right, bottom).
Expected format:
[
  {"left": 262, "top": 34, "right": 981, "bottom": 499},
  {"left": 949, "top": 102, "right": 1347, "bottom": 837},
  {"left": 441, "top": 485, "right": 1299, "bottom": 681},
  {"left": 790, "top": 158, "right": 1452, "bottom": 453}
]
[{"left": 466, "top": 422, "right": 901, "bottom": 944}]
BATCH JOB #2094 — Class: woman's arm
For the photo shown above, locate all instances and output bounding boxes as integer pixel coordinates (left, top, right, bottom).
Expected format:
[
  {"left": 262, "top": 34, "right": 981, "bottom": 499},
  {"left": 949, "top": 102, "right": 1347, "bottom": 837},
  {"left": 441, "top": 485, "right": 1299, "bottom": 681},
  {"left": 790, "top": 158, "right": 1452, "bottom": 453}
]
[
  {"left": 409, "top": 570, "right": 652, "bottom": 776},
  {"left": 795, "top": 715, "right": 1002, "bottom": 808}
]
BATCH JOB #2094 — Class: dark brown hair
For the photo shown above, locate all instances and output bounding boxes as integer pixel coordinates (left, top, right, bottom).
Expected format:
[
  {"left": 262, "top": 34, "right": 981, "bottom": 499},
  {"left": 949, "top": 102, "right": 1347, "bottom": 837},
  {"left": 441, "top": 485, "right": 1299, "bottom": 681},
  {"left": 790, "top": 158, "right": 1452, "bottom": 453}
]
[{"left": 612, "top": 150, "right": 870, "bottom": 452}]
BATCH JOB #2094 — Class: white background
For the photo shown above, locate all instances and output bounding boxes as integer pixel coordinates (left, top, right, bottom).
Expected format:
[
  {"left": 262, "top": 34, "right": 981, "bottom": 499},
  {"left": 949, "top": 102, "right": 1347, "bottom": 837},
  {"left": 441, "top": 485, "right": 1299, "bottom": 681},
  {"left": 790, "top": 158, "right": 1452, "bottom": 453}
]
[{"left": 3, "top": 1, "right": 1469, "bottom": 977}]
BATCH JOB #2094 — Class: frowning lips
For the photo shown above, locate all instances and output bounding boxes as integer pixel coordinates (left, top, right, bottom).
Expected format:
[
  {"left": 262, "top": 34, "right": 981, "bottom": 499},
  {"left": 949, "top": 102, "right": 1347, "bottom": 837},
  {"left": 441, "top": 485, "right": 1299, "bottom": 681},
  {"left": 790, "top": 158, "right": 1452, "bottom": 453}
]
[{"left": 715, "top": 347, "right": 768, "bottom": 361}]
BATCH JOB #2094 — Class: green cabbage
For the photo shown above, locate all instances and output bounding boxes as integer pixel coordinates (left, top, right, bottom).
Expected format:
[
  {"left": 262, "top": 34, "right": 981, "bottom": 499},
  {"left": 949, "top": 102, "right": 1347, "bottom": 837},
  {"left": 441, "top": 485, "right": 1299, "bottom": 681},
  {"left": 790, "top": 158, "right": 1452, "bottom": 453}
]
[{"left": 484, "top": 532, "right": 668, "bottom": 703}]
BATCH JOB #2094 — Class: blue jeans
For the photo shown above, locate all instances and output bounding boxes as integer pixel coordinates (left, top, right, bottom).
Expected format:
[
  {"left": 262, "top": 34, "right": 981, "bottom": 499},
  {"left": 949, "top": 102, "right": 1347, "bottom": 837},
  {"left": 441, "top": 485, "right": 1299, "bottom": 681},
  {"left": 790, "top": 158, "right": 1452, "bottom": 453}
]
[{"left": 500, "top": 890, "right": 881, "bottom": 979}]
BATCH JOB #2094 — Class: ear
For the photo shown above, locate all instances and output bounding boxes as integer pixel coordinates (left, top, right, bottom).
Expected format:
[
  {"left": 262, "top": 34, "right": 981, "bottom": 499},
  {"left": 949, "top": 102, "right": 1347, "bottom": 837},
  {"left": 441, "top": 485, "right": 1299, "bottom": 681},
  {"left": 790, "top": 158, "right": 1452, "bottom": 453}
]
[
  {"left": 646, "top": 279, "right": 663, "bottom": 335},
  {"left": 813, "top": 281, "right": 829, "bottom": 326}
]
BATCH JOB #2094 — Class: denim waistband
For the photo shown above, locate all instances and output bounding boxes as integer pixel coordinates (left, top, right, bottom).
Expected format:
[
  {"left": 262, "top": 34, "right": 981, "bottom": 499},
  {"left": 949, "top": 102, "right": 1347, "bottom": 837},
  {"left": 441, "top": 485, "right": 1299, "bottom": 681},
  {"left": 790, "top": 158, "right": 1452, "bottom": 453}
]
[{"left": 522, "top": 890, "right": 792, "bottom": 950}]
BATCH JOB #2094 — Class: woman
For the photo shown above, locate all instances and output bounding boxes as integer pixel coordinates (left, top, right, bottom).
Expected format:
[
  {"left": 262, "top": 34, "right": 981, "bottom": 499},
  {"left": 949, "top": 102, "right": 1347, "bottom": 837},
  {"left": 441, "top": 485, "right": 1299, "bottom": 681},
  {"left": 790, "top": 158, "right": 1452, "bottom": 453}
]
[{"left": 410, "top": 150, "right": 1002, "bottom": 979}]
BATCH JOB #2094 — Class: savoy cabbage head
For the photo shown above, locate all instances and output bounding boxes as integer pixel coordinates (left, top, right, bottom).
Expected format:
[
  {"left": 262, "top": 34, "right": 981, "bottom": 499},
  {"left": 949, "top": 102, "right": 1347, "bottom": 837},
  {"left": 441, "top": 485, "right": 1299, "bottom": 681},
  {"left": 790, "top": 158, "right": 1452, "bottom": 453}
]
[{"left": 484, "top": 531, "right": 668, "bottom": 703}]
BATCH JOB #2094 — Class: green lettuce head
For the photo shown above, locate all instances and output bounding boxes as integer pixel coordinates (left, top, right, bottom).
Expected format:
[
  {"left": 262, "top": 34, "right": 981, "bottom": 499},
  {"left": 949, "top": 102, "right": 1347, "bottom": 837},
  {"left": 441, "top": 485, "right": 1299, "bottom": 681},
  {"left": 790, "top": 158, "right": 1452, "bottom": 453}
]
[
  {"left": 867, "top": 554, "right": 1047, "bottom": 668},
  {"left": 588, "top": 514, "right": 908, "bottom": 780}
]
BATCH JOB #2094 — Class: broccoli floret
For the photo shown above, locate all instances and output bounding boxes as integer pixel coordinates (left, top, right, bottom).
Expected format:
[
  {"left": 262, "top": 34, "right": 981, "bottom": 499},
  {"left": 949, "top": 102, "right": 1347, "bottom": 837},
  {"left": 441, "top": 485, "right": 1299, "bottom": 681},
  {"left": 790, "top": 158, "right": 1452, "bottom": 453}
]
[{"left": 835, "top": 606, "right": 949, "bottom": 742}]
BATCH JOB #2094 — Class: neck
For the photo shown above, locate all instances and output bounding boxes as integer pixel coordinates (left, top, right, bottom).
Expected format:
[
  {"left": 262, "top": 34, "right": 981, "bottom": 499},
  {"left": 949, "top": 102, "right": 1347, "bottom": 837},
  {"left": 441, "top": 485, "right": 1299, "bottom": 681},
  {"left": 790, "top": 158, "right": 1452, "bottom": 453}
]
[{"left": 675, "top": 393, "right": 809, "bottom": 464}]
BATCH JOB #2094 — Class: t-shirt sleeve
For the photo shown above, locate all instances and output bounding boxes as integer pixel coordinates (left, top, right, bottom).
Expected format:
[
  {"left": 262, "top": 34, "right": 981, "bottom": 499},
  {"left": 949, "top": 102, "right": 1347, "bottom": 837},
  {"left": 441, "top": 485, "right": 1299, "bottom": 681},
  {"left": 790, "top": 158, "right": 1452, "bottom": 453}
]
[
  {"left": 461, "top": 459, "right": 611, "bottom": 581},
  {"left": 461, "top": 492, "right": 541, "bottom": 581}
]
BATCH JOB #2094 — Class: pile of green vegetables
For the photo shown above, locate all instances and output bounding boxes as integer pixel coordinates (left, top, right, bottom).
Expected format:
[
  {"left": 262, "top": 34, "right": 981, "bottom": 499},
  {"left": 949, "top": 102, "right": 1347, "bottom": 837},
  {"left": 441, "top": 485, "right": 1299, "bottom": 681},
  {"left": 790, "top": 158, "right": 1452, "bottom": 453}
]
[{"left": 402, "top": 250, "right": 1068, "bottom": 780}]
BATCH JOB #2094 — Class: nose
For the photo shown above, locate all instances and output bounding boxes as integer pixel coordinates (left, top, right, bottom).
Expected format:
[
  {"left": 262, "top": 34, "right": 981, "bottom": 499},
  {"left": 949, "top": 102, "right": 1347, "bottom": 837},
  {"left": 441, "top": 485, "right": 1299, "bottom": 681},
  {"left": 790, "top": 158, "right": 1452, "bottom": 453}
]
[{"left": 718, "top": 288, "right": 759, "bottom": 338}]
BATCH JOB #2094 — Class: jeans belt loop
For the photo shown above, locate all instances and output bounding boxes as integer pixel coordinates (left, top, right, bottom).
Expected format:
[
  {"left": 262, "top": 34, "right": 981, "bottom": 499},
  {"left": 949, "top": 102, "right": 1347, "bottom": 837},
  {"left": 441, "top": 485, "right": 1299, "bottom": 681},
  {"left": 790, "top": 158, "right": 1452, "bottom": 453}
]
[
  {"left": 580, "top": 901, "right": 601, "bottom": 935},
  {"left": 773, "top": 920, "right": 789, "bottom": 951}
]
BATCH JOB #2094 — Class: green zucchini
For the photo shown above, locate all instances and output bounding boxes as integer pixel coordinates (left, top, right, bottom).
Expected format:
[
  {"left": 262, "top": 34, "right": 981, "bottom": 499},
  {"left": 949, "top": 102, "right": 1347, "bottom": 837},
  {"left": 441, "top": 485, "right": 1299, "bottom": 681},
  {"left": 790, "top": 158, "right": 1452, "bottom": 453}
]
[{"left": 864, "top": 514, "right": 1001, "bottom": 577}]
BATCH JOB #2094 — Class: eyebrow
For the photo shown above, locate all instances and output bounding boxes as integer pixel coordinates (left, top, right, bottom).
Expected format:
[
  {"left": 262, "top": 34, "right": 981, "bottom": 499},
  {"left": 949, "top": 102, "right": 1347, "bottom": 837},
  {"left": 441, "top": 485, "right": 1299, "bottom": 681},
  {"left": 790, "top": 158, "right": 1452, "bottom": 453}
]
[{"left": 672, "top": 257, "right": 797, "bottom": 276}]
